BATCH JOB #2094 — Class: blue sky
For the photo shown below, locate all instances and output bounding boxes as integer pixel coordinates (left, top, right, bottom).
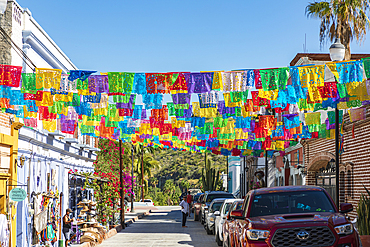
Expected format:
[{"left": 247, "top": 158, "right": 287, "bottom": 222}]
[{"left": 17, "top": 0, "right": 370, "bottom": 73}]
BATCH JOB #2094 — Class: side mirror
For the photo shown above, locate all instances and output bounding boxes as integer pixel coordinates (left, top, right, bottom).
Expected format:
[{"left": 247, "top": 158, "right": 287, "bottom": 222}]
[
  {"left": 226, "top": 214, "right": 230, "bottom": 220},
  {"left": 339, "top": 203, "right": 353, "bottom": 214},
  {"left": 214, "top": 211, "right": 220, "bottom": 216},
  {"left": 230, "top": 209, "right": 244, "bottom": 219}
]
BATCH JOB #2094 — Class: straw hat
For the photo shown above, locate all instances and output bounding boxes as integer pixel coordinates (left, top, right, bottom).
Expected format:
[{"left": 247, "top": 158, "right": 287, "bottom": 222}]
[
  {"left": 80, "top": 227, "right": 99, "bottom": 233},
  {"left": 81, "top": 205, "right": 89, "bottom": 212},
  {"left": 78, "top": 212, "right": 87, "bottom": 218},
  {"left": 77, "top": 199, "right": 90, "bottom": 206},
  {"left": 80, "top": 235, "right": 96, "bottom": 243}
]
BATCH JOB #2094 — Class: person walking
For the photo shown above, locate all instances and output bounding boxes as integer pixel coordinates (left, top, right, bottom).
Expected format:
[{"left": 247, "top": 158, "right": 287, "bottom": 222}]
[
  {"left": 186, "top": 191, "right": 193, "bottom": 217},
  {"left": 63, "top": 209, "right": 76, "bottom": 247},
  {"left": 179, "top": 196, "right": 189, "bottom": 227}
]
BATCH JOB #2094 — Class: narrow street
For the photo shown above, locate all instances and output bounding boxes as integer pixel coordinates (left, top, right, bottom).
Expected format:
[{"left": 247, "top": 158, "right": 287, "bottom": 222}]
[{"left": 99, "top": 206, "right": 217, "bottom": 247}]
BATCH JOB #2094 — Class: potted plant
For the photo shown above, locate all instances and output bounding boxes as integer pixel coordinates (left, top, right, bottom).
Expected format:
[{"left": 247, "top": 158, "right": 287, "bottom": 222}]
[{"left": 356, "top": 183, "right": 370, "bottom": 245}]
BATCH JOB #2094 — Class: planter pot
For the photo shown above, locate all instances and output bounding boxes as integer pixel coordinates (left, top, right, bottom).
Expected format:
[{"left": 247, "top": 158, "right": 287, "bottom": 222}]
[{"left": 360, "top": 235, "right": 370, "bottom": 246}]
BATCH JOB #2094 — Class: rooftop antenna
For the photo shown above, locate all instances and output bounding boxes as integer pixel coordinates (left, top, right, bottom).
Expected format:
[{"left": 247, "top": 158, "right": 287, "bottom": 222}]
[{"left": 303, "top": 33, "right": 308, "bottom": 53}]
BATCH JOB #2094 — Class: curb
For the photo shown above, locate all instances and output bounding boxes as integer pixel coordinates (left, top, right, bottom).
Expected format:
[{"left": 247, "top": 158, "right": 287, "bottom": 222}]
[{"left": 75, "top": 210, "right": 150, "bottom": 247}]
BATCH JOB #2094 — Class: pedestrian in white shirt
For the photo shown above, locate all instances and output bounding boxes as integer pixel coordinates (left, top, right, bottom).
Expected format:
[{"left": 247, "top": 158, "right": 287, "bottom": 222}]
[{"left": 179, "top": 196, "right": 189, "bottom": 227}]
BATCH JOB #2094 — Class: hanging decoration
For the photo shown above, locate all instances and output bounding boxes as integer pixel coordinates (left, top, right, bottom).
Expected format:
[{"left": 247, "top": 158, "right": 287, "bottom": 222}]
[{"left": 0, "top": 57, "right": 369, "bottom": 157}]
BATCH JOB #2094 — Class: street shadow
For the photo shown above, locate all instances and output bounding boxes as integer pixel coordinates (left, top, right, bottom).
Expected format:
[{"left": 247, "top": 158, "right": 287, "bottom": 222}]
[{"left": 116, "top": 208, "right": 216, "bottom": 247}]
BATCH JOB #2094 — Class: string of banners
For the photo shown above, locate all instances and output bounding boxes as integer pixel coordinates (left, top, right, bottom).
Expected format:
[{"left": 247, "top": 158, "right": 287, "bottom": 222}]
[{"left": 1, "top": 57, "right": 370, "bottom": 157}]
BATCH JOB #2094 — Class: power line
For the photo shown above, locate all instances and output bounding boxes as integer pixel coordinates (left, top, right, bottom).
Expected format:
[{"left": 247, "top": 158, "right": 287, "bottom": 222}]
[{"left": 0, "top": 25, "right": 36, "bottom": 71}]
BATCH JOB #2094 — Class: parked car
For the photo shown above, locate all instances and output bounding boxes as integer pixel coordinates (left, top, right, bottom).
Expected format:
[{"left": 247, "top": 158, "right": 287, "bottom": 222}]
[
  {"left": 204, "top": 198, "right": 226, "bottom": 235},
  {"left": 192, "top": 192, "right": 203, "bottom": 213},
  {"left": 225, "top": 186, "right": 361, "bottom": 247},
  {"left": 193, "top": 193, "right": 204, "bottom": 221},
  {"left": 215, "top": 199, "right": 242, "bottom": 246},
  {"left": 200, "top": 191, "right": 235, "bottom": 224},
  {"left": 222, "top": 200, "right": 244, "bottom": 247},
  {"left": 139, "top": 199, "right": 154, "bottom": 206}
]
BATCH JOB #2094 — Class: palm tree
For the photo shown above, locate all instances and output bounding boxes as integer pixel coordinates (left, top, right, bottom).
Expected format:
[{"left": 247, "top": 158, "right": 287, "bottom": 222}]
[
  {"left": 163, "top": 179, "right": 176, "bottom": 205},
  {"left": 133, "top": 144, "right": 160, "bottom": 201},
  {"left": 306, "top": 0, "right": 370, "bottom": 60}
]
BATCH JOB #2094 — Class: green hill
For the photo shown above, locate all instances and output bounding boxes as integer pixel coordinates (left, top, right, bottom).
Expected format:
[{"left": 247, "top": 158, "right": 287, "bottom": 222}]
[{"left": 152, "top": 149, "right": 227, "bottom": 190}]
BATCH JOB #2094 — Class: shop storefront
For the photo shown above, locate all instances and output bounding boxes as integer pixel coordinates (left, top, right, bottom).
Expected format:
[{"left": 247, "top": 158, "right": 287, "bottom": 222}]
[{"left": 16, "top": 126, "right": 95, "bottom": 247}]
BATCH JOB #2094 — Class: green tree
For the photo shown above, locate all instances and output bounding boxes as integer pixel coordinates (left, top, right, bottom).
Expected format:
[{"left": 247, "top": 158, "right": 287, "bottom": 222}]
[
  {"left": 134, "top": 152, "right": 159, "bottom": 197},
  {"left": 306, "top": 0, "right": 370, "bottom": 60},
  {"left": 133, "top": 144, "right": 160, "bottom": 201}
]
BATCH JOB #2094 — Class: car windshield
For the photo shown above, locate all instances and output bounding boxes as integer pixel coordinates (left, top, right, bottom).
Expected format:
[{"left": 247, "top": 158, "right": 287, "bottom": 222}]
[
  {"left": 194, "top": 194, "right": 201, "bottom": 202},
  {"left": 222, "top": 203, "right": 233, "bottom": 215},
  {"left": 210, "top": 202, "right": 223, "bottom": 213},
  {"left": 207, "top": 194, "right": 234, "bottom": 202},
  {"left": 250, "top": 191, "right": 336, "bottom": 217}
]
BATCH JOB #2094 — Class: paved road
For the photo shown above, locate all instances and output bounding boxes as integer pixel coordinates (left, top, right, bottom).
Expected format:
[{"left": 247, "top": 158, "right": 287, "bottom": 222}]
[{"left": 99, "top": 206, "right": 218, "bottom": 247}]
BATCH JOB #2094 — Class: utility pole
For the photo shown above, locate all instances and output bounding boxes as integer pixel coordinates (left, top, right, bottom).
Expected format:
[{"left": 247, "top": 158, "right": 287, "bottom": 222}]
[
  {"left": 265, "top": 151, "right": 268, "bottom": 188},
  {"left": 226, "top": 156, "right": 229, "bottom": 192},
  {"left": 141, "top": 145, "right": 144, "bottom": 202},
  {"left": 131, "top": 144, "right": 134, "bottom": 212},
  {"left": 335, "top": 107, "right": 340, "bottom": 209},
  {"left": 119, "top": 139, "right": 125, "bottom": 228}
]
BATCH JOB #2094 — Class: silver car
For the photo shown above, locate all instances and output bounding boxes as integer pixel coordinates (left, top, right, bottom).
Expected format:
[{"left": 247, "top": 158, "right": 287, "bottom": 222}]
[
  {"left": 204, "top": 198, "right": 227, "bottom": 235},
  {"left": 214, "top": 199, "right": 243, "bottom": 246}
]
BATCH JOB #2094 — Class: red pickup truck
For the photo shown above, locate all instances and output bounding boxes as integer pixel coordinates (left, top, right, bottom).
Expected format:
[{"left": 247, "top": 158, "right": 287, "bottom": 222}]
[{"left": 224, "top": 186, "right": 361, "bottom": 247}]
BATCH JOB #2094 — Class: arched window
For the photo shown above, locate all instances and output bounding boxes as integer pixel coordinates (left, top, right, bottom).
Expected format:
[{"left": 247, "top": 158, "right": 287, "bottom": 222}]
[
  {"left": 340, "top": 171, "right": 345, "bottom": 203},
  {"left": 347, "top": 170, "right": 352, "bottom": 198}
]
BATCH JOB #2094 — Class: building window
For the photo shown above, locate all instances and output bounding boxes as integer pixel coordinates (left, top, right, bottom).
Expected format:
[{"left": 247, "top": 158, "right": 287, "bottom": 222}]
[
  {"left": 340, "top": 171, "right": 345, "bottom": 203},
  {"left": 347, "top": 170, "right": 352, "bottom": 198},
  {"left": 296, "top": 174, "right": 302, "bottom": 185}
]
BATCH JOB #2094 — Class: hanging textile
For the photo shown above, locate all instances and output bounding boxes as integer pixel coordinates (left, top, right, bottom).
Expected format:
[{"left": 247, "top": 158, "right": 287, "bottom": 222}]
[
  {"left": 68, "top": 70, "right": 96, "bottom": 82},
  {"left": 260, "top": 67, "right": 289, "bottom": 91},
  {"left": 132, "top": 73, "right": 147, "bottom": 94},
  {"left": 21, "top": 73, "right": 37, "bottom": 93},
  {"left": 169, "top": 72, "right": 188, "bottom": 92},
  {"left": 146, "top": 73, "right": 172, "bottom": 94},
  {"left": 185, "top": 72, "right": 213, "bottom": 93},
  {"left": 0, "top": 65, "right": 22, "bottom": 87},
  {"left": 304, "top": 112, "right": 321, "bottom": 125},
  {"left": 89, "top": 75, "right": 109, "bottom": 94},
  {"left": 35, "top": 68, "right": 62, "bottom": 90},
  {"left": 221, "top": 72, "right": 246, "bottom": 92},
  {"left": 143, "top": 94, "right": 162, "bottom": 109},
  {"left": 298, "top": 65, "right": 325, "bottom": 88},
  {"left": 336, "top": 60, "right": 364, "bottom": 84},
  {"left": 349, "top": 108, "right": 366, "bottom": 122},
  {"left": 108, "top": 72, "right": 134, "bottom": 94}
]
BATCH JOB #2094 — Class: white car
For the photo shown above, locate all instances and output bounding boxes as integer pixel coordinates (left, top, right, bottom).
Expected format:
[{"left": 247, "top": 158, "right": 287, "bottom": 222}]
[
  {"left": 214, "top": 199, "right": 243, "bottom": 246},
  {"left": 140, "top": 199, "right": 154, "bottom": 206}
]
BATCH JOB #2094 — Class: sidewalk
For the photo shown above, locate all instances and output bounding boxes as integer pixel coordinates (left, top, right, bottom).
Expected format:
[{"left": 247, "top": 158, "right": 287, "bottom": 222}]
[{"left": 74, "top": 206, "right": 153, "bottom": 247}]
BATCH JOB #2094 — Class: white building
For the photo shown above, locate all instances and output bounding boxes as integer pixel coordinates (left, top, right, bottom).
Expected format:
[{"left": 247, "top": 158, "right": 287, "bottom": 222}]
[{"left": 0, "top": 1, "right": 97, "bottom": 246}]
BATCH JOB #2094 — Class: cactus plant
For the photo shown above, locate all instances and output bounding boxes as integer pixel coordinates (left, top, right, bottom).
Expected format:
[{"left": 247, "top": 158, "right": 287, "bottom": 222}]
[
  {"left": 201, "top": 154, "right": 219, "bottom": 191},
  {"left": 357, "top": 183, "right": 370, "bottom": 235}
]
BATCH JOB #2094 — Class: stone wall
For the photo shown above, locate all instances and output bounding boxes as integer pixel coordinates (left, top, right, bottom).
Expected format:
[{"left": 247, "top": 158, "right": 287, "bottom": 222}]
[{"left": 0, "top": 2, "right": 14, "bottom": 65}]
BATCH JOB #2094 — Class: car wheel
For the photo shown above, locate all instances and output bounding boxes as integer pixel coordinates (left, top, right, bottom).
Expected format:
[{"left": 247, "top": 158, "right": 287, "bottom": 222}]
[
  {"left": 216, "top": 230, "right": 223, "bottom": 246},
  {"left": 206, "top": 224, "right": 212, "bottom": 235}
]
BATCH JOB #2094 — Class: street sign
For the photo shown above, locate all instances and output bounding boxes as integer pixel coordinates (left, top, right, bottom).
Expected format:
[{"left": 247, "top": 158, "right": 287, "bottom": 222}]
[{"left": 9, "top": 187, "right": 27, "bottom": 201}]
